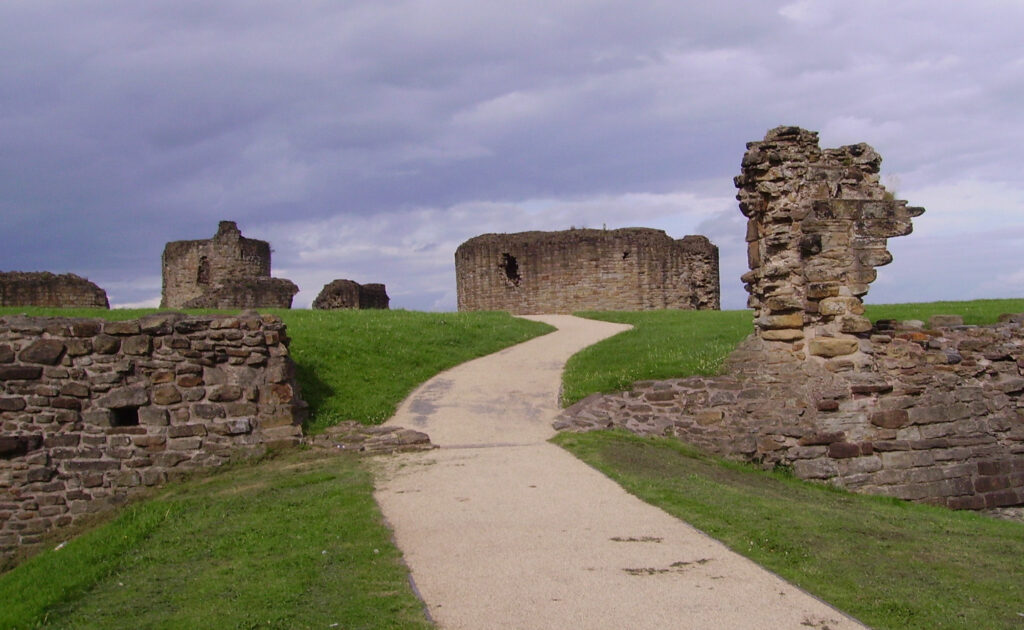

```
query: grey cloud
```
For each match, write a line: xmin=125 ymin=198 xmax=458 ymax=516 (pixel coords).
xmin=1 ymin=1 xmax=1021 ymax=309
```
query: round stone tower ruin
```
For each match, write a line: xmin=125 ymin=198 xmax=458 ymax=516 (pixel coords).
xmin=455 ymin=227 xmax=719 ymax=314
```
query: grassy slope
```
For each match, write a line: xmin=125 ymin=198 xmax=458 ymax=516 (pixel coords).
xmin=563 ymin=298 xmax=1024 ymax=406
xmin=561 ymin=309 xmax=751 ymax=407
xmin=0 ymin=450 xmax=433 ymax=630
xmin=554 ymin=431 xmax=1024 ymax=630
xmin=273 ymin=309 xmax=553 ymax=432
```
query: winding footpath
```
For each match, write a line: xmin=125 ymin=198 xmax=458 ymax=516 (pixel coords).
xmin=373 ymin=315 xmax=865 ymax=629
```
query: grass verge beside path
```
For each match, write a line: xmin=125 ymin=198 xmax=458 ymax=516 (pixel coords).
xmin=274 ymin=309 xmax=553 ymax=432
xmin=0 ymin=450 xmax=433 ymax=630
xmin=561 ymin=310 xmax=751 ymax=407
xmin=554 ymin=431 xmax=1024 ymax=630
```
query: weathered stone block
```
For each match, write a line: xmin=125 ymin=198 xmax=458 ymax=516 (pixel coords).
xmin=96 ymin=385 xmax=149 ymax=409
xmin=870 ymin=409 xmax=909 ymax=429
xmin=0 ymin=365 xmax=44 ymax=380
xmin=808 ymin=337 xmax=858 ymax=358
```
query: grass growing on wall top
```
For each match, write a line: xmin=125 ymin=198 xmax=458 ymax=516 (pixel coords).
xmin=554 ymin=431 xmax=1024 ymax=630
xmin=0 ymin=450 xmax=433 ymax=629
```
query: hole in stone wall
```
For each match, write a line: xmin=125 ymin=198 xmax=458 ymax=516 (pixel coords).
xmin=622 ymin=251 xmax=630 ymax=259
xmin=197 ymin=256 xmax=211 ymax=285
xmin=500 ymin=253 xmax=521 ymax=285
xmin=112 ymin=406 xmax=140 ymax=427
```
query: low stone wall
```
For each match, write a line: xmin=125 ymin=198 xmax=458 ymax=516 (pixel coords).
xmin=557 ymin=316 xmax=1024 ymax=509
xmin=0 ymin=312 xmax=308 ymax=564
xmin=0 ymin=271 xmax=109 ymax=309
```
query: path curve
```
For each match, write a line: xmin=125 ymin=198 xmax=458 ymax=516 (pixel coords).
xmin=373 ymin=315 xmax=865 ymax=629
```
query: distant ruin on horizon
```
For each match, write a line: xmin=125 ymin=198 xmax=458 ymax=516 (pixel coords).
xmin=455 ymin=227 xmax=720 ymax=314
xmin=160 ymin=221 xmax=298 ymax=310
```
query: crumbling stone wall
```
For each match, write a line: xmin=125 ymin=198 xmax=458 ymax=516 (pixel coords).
xmin=161 ymin=221 xmax=298 ymax=309
xmin=455 ymin=228 xmax=719 ymax=314
xmin=556 ymin=127 xmax=1024 ymax=510
xmin=313 ymin=280 xmax=390 ymax=310
xmin=736 ymin=126 xmax=924 ymax=359
xmin=0 ymin=312 xmax=307 ymax=564
xmin=0 ymin=272 xmax=109 ymax=309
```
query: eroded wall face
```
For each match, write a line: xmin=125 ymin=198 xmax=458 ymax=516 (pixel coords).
xmin=0 ymin=272 xmax=109 ymax=309
xmin=455 ymin=228 xmax=719 ymax=314
xmin=0 ymin=312 xmax=306 ymax=564
xmin=735 ymin=126 xmax=924 ymax=362
xmin=161 ymin=221 xmax=297 ymax=309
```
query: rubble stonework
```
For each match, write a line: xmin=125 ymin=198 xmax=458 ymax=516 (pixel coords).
xmin=557 ymin=127 xmax=1024 ymax=509
xmin=313 ymin=280 xmax=390 ymax=310
xmin=0 ymin=272 xmax=109 ymax=309
xmin=0 ymin=312 xmax=307 ymax=564
xmin=455 ymin=228 xmax=719 ymax=314
xmin=161 ymin=221 xmax=298 ymax=309
xmin=735 ymin=126 xmax=925 ymax=360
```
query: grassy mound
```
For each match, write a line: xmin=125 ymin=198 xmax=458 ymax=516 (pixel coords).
xmin=0 ymin=450 xmax=433 ymax=629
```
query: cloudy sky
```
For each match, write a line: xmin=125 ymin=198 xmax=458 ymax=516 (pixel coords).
xmin=2 ymin=1 xmax=1022 ymax=310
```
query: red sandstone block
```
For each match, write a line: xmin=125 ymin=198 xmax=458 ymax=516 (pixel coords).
xmin=984 ymin=489 xmax=1020 ymax=508
xmin=970 ymin=475 xmax=1011 ymax=495
xmin=946 ymin=495 xmax=986 ymax=510
xmin=828 ymin=442 xmax=861 ymax=459
xmin=977 ymin=460 xmax=1014 ymax=476
xmin=798 ymin=431 xmax=845 ymax=446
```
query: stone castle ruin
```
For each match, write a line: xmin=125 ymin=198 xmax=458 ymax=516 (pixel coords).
xmin=455 ymin=228 xmax=720 ymax=314
xmin=161 ymin=221 xmax=298 ymax=310
xmin=559 ymin=126 xmax=1024 ymax=510
xmin=1 ymin=272 xmax=109 ymax=309
xmin=313 ymin=280 xmax=390 ymax=310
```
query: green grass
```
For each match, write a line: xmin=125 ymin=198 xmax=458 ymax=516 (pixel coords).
xmin=554 ymin=430 xmax=1024 ymax=630
xmin=563 ymin=298 xmax=1024 ymax=406
xmin=0 ymin=449 xmax=433 ymax=629
xmin=863 ymin=298 xmax=1024 ymax=326
xmin=561 ymin=309 xmax=751 ymax=406
xmin=270 ymin=309 xmax=553 ymax=432
xmin=0 ymin=307 xmax=553 ymax=432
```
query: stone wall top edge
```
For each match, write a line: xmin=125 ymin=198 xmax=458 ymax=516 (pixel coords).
xmin=0 ymin=271 xmax=96 ymax=282
xmin=162 ymin=234 xmax=271 ymax=254
xmin=0 ymin=310 xmax=285 ymax=328
xmin=457 ymin=227 xmax=676 ymax=249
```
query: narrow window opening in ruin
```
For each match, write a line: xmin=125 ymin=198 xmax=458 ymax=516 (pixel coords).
xmin=622 ymin=251 xmax=630 ymax=259
xmin=112 ymin=406 xmax=140 ymax=427
xmin=500 ymin=253 xmax=521 ymax=285
xmin=197 ymin=256 xmax=211 ymax=285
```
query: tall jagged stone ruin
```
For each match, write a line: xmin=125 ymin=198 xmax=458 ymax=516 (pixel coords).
xmin=0 ymin=272 xmax=109 ymax=309
xmin=161 ymin=221 xmax=298 ymax=309
xmin=455 ymin=228 xmax=719 ymax=314
xmin=736 ymin=126 xmax=924 ymax=360
xmin=559 ymin=126 xmax=1024 ymax=510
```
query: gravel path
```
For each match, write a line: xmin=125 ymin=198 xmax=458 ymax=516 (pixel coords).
xmin=373 ymin=315 xmax=866 ymax=629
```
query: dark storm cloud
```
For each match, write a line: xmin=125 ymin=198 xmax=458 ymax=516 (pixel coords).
xmin=1 ymin=1 xmax=1022 ymax=309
